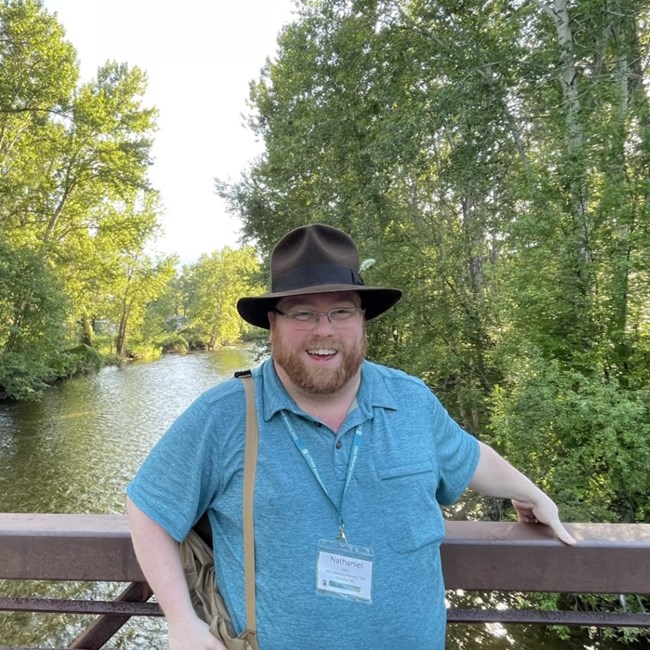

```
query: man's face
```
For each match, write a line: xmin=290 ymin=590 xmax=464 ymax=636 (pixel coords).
xmin=268 ymin=292 xmax=367 ymax=396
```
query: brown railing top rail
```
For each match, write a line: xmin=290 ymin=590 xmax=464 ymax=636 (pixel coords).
xmin=442 ymin=520 xmax=650 ymax=593
xmin=1 ymin=514 xmax=649 ymax=594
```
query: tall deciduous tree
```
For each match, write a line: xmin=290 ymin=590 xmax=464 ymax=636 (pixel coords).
xmin=85 ymin=190 xmax=175 ymax=358
xmin=183 ymin=246 xmax=263 ymax=349
xmin=0 ymin=0 xmax=164 ymax=395
xmin=219 ymin=0 xmax=650 ymax=523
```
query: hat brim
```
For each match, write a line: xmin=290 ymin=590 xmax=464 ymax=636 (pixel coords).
xmin=237 ymin=285 xmax=402 ymax=329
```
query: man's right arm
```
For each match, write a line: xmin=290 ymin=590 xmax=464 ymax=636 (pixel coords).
xmin=126 ymin=496 xmax=225 ymax=650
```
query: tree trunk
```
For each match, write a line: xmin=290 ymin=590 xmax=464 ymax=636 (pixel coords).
xmin=115 ymin=304 xmax=130 ymax=358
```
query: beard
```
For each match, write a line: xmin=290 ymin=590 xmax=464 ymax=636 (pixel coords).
xmin=272 ymin=331 xmax=367 ymax=395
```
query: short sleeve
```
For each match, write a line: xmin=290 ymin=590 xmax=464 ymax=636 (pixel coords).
xmin=126 ymin=395 xmax=222 ymax=542
xmin=429 ymin=393 xmax=480 ymax=505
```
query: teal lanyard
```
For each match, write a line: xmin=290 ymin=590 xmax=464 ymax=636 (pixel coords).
xmin=281 ymin=411 xmax=362 ymax=544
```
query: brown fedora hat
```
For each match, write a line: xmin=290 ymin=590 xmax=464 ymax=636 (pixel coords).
xmin=237 ymin=224 xmax=402 ymax=329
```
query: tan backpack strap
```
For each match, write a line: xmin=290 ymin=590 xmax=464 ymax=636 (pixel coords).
xmin=241 ymin=373 xmax=258 ymax=641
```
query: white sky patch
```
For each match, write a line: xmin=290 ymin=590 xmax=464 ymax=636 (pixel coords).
xmin=43 ymin=0 xmax=297 ymax=262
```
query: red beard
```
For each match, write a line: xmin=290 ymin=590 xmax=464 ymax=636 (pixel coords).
xmin=272 ymin=334 xmax=367 ymax=395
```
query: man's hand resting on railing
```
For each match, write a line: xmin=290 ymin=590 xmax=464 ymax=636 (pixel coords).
xmin=469 ymin=442 xmax=577 ymax=546
xmin=168 ymin=616 xmax=226 ymax=650
xmin=511 ymin=497 xmax=576 ymax=546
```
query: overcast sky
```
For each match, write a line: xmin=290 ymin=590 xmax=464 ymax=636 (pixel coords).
xmin=42 ymin=0 xmax=297 ymax=262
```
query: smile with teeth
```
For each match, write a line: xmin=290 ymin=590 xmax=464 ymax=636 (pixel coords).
xmin=307 ymin=348 xmax=338 ymax=358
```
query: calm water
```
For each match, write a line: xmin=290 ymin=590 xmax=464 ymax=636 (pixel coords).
xmin=0 ymin=350 xmax=632 ymax=648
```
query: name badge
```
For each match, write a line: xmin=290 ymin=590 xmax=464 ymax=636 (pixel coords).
xmin=316 ymin=540 xmax=374 ymax=603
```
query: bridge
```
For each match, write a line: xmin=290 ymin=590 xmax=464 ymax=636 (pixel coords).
xmin=1 ymin=514 xmax=649 ymax=648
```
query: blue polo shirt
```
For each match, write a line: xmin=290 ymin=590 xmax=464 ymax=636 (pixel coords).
xmin=127 ymin=359 xmax=479 ymax=649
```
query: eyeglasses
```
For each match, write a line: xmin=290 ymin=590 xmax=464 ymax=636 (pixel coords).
xmin=273 ymin=307 xmax=365 ymax=329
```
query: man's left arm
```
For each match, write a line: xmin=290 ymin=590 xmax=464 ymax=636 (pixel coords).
xmin=469 ymin=441 xmax=576 ymax=546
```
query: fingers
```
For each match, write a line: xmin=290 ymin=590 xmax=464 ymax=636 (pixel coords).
xmin=168 ymin=617 xmax=226 ymax=650
xmin=521 ymin=516 xmax=577 ymax=546
xmin=514 ymin=498 xmax=577 ymax=546
xmin=549 ymin=518 xmax=577 ymax=546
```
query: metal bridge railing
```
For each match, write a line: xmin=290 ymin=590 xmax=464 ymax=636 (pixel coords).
xmin=1 ymin=514 xmax=648 ymax=649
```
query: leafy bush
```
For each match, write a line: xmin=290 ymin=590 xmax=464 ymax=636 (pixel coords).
xmin=181 ymin=328 xmax=211 ymax=350
xmin=0 ymin=346 xmax=104 ymax=401
xmin=48 ymin=345 xmax=105 ymax=379
xmin=123 ymin=343 xmax=162 ymax=362
xmin=0 ymin=352 xmax=50 ymax=400
xmin=158 ymin=334 xmax=189 ymax=354
xmin=485 ymin=353 xmax=650 ymax=643
xmin=489 ymin=354 xmax=650 ymax=523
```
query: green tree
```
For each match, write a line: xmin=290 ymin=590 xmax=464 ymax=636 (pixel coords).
xmin=183 ymin=247 xmax=263 ymax=349
xmin=88 ymin=191 xmax=176 ymax=359
xmin=0 ymin=0 xmax=166 ymax=393
xmin=0 ymin=240 xmax=68 ymax=398
xmin=219 ymin=0 xmax=650 ymax=524
xmin=111 ymin=253 xmax=177 ymax=359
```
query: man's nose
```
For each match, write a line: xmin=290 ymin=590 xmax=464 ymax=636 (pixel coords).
xmin=312 ymin=311 xmax=335 ymax=334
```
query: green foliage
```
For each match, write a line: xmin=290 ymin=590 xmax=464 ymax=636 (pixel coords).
xmin=158 ymin=333 xmax=189 ymax=354
xmin=122 ymin=342 xmax=162 ymax=362
xmin=489 ymin=353 xmax=650 ymax=523
xmin=0 ymin=241 xmax=68 ymax=352
xmin=182 ymin=247 xmax=263 ymax=349
xmin=48 ymin=345 xmax=105 ymax=379
xmin=0 ymin=352 xmax=49 ymax=400
xmin=0 ymin=344 xmax=103 ymax=401
xmin=0 ymin=239 xmax=70 ymax=399
xmin=0 ymin=0 xmax=172 ymax=395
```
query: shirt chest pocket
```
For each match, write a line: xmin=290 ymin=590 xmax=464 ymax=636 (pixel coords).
xmin=376 ymin=460 xmax=445 ymax=553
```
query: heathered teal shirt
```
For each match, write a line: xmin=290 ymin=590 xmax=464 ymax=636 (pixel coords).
xmin=127 ymin=359 xmax=480 ymax=649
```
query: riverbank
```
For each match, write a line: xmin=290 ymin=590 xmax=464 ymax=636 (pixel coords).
xmin=0 ymin=336 xmax=264 ymax=402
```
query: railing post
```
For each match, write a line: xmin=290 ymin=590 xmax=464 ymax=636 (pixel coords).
xmin=70 ymin=582 xmax=154 ymax=649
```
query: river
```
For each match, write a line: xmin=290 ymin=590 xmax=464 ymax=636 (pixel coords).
xmin=0 ymin=350 xmax=632 ymax=648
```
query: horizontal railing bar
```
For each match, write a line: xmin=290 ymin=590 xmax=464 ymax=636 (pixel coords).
xmin=0 ymin=596 xmax=163 ymax=616
xmin=2 ymin=514 xmax=650 ymax=592
xmin=2 ymin=600 xmax=648 ymax=628
xmin=447 ymin=608 xmax=650 ymax=627
xmin=0 ymin=514 xmax=144 ymax=582
xmin=442 ymin=521 xmax=650 ymax=593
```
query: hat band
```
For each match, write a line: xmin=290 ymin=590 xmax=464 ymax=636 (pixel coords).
xmin=273 ymin=264 xmax=365 ymax=292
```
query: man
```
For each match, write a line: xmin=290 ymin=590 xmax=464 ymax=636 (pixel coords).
xmin=127 ymin=223 xmax=575 ymax=650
